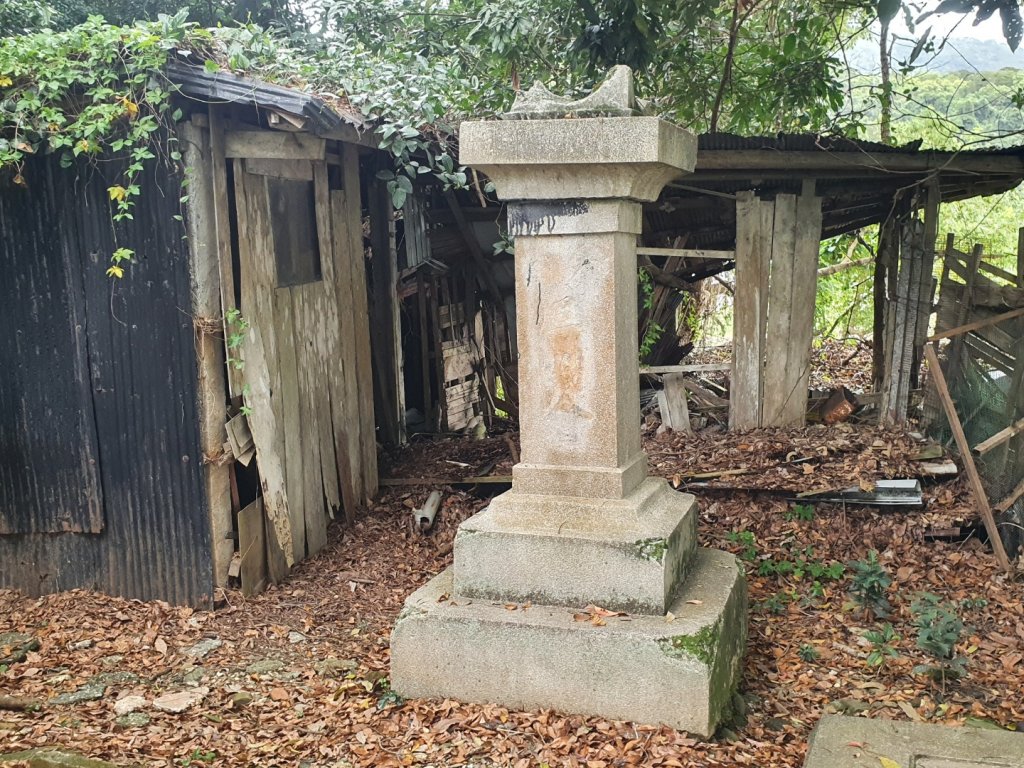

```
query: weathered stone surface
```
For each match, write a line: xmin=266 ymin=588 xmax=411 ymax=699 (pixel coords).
xmin=287 ymin=631 xmax=307 ymax=644
xmin=114 ymin=712 xmax=150 ymax=729
xmin=393 ymin=549 xmax=746 ymax=737
xmin=181 ymin=666 xmax=206 ymax=684
xmin=112 ymin=695 xmax=146 ymax=716
xmin=229 ymin=692 xmax=253 ymax=709
xmin=245 ymin=659 xmax=285 ymax=676
xmin=0 ymin=749 xmax=117 ymax=767
xmin=506 ymin=65 xmax=636 ymax=119
xmin=50 ymin=683 xmax=105 ymax=706
xmin=152 ymin=687 xmax=208 ymax=714
xmin=0 ymin=633 xmax=40 ymax=664
xmin=459 ymin=118 xmax=695 ymax=201
xmin=183 ymin=638 xmax=222 ymax=660
xmin=89 ymin=672 xmax=139 ymax=687
xmin=313 ymin=658 xmax=357 ymax=678
xmin=454 ymin=478 xmax=697 ymax=614
xmin=804 ymin=715 xmax=1024 ymax=768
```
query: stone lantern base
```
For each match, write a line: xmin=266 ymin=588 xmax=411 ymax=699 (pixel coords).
xmin=391 ymin=547 xmax=746 ymax=737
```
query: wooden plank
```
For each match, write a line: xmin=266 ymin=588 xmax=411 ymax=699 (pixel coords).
xmin=238 ymin=497 xmax=268 ymax=597
xmin=973 ymin=416 xmax=1024 ymax=456
xmin=995 ymin=476 xmax=1024 ymax=513
xmin=636 ymin=247 xmax=734 ymax=260
xmin=762 ymin=194 xmax=798 ymax=426
xmin=180 ymin=120 xmax=233 ymax=588
xmin=923 ymin=343 xmax=1012 ymax=573
xmin=1018 ymin=226 xmax=1024 ymax=288
xmin=225 ymin=412 xmax=255 ymax=458
xmin=642 ymin=363 xmax=731 ymax=374
xmin=207 ymin=108 xmax=242 ymax=397
xmin=429 ymin=275 xmax=448 ymax=430
xmin=224 ymin=130 xmax=325 ymax=160
xmin=658 ymin=373 xmax=692 ymax=434
xmin=274 ymin=285 xmax=305 ymax=562
xmin=328 ymin=188 xmax=362 ymax=519
xmin=294 ymin=283 xmax=328 ymax=557
xmin=978 ymin=260 xmax=1019 ymax=286
xmin=311 ymin=162 xmax=341 ymax=519
xmin=730 ymin=191 xmax=767 ymax=430
xmin=235 ymin=163 xmax=294 ymax=568
xmin=244 ymin=157 xmax=314 ymax=180
xmin=927 ymin=306 xmax=1024 ymax=342
xmin=783 ymin=185 xmax=822 ymax=426
xmin=695 ymin=149 xmax=1024 ymax=175
xmin=342 ymin=145 xmax=379 ymax=497
xmin=369 ymin=170 xmax=403 ymax=445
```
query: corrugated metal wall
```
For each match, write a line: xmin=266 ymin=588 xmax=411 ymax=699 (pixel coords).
xmin=0 ymin=152 xmax=212 ymax=606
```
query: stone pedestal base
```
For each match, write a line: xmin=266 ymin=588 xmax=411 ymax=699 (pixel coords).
xmin=391 ymin=548 xmax=747 ymax=737
xmin=454 ymin=478 xmax=696 ymax=615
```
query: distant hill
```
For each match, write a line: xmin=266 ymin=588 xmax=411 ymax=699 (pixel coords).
xmin=849 ymin=36 xmax=1024 ymax=74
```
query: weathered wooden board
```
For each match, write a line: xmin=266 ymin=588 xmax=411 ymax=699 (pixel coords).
xmin=658 ymin=373 xmax=692 ymax=434
xmin=762 ymin=194 xmax=798 ymax=426
xmin=225 ymin=131 xmax=325 ymax=160
xmin=785 ymin=188 xmax=823 ymax=427
xmin=730 ymin=191 xmax=769 ymax=430
xmin=238 ymin=497 xmax=268 ymax=597
xmin=343 ymin=145 xmax=379 ymax=497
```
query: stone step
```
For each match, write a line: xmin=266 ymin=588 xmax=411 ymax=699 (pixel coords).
xmin=392 ymin=547 xmax=747 ymax=738
xmin=804 ymin=715 xmax=1024 ymax=768
xmin=453 ymin=477 xmax=697 ymax=615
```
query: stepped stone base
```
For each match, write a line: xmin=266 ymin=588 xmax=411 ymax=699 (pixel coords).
xmin=453 ymin=477 xmax=697 ymax=615
xmin=391 ymin=548 xmax=747 ymax=737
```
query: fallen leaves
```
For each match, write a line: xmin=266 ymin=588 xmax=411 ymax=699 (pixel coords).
xmin=572 ymin=605 xmax=626 ymax=627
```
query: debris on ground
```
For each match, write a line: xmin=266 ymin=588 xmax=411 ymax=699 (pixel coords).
xmin=1 ymin=425 xmax=1022 ymax=768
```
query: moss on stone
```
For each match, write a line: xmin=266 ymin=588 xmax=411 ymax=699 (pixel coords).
xmin=633 ymin=537 xmax=668 ymax=563
xmin=657 ymin=620 xmax=720 ymax=666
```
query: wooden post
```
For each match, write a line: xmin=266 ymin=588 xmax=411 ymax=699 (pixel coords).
xmin=369 ymin=171 xmax=405 ymax=444
xmin=924 ymin=343 xmax=1012 ymax=572
xmin=658 ymin=373 xmax=692 ymax=434
xmin=1016 ymin=226 xmax=1024 ymax=288
xmin=730 ymin=191 xmax=769 ymax=430
xmin=180 ymin=119 xmax=233 ymax=590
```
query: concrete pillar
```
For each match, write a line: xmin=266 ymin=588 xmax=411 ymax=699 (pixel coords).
xmin=391 ymin=67 xmax=747 ymax=738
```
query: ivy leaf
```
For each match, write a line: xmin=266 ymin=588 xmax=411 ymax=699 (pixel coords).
xmin=108 ymin=185 xmax=128 ymax=202
xmin=0 ymin=76 xmax=12 ymax=88
xmin=203 ymin=59 xmax=219 ymax=73
xmin=106 ymin=265 xmax=124 ymax=279
xmin=121 ymin=96 xmax=139 ymax=118
xmin=879 ymin=758 xmax=903 ymax=768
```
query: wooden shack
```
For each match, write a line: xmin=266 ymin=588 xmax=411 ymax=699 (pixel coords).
xmin=0 ymin=64 xmax=395 ymax=604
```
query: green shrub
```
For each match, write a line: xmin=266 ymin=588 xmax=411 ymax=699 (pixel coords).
xmin=848 ymin=550 xmax=892 ymax=618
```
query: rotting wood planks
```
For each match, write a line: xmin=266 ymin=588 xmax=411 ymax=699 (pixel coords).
xmin=730 ymin=191 xmax=769 ymax=430
xmin=924 ymin=343 xmax=1012 ymax=573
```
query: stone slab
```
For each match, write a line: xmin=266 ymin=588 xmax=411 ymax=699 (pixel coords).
xmin=391 ymin=548 xmax=747 ymax=738
xmin=459 ymin=117 xmax=695 ymax=201
xmin=453 ymin=477 xmax=697 ymax=614
xmin=805 ymin=715 xmax=1024 ymax=768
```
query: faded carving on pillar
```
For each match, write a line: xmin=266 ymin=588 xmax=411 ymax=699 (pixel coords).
xmin=504 ymin=65 xmax=637 ymax=119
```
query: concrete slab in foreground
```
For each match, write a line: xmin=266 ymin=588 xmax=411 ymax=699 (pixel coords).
xmin=391 ymin=548 xmax=746 ymax=737
xmin=805 ymin=715 xmax=1024 ymax=768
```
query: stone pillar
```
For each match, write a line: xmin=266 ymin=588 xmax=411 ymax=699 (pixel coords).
xmin=391 ymin=67 xmax=747 ymax=737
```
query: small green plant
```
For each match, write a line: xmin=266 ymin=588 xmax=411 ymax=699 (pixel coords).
xmin=958 ymin=597 xmax=988 ymax=611
xmin=848 ymin=550 xmax=892 ymax=618
xmin=911 ymin=593 xmax=967 ymax=685
xmin=177 ymin=749 xmax=217 ymax=766
xmin=638 ymin=268 xmax=664 ymax=361
xmin=726 ymin=530 xmax=757 ymax=561
xmin=863 ymin=623 xmax=900 ymax=669
xmin=760 ymin=592 xmax=790 ymax=615
xmin=785 ymin=503 xmax=815 ymax=522
xmin=225 ymin=308 xmax=250 ymax=372
xmin=798 ymin=643 xmax=819 ymax=662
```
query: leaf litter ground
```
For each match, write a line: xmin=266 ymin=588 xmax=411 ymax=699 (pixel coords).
xmin=2 ymin=427 xmax=1023 ymax=767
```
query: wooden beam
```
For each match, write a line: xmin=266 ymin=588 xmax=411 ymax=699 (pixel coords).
xmin=695 ymin=149 xmax=1024 ymax=175
xmin=927 ymin=306 xmax=1024 ymax=342
xmin=641 ymin=364 xmax=731 ymax=374
xmin=730 ymin=191 xmax=770 ymax=430
xmin=995 ymin=476 xmax=1024 ymax=513
xmin=657 ymin=373 xmax=692 ymax=434
xmin=923 ymin=343 xmax=1012 ymax=573
xmin=224 ymin=130 xmax=325 ymax=160
xmin=973 ymin=416 xmax=1024 ymax=456
xmin=636 ymin=247 xmax=734 ymax=260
